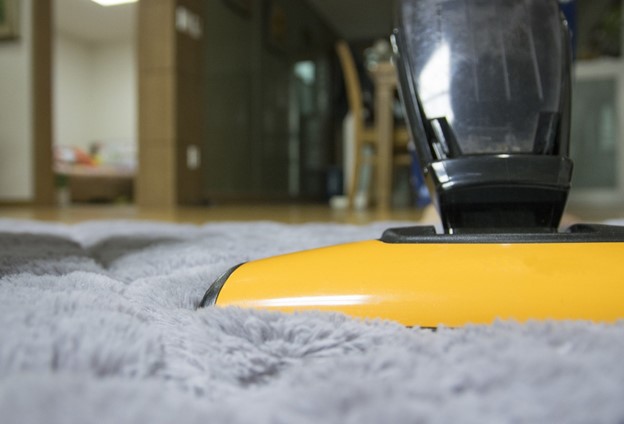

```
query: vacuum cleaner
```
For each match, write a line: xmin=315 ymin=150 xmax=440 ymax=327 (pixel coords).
xmin=199 ymin=0 xmax=624 ymax=327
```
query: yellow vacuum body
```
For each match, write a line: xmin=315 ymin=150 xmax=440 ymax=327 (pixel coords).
xmin=201 ymin=225 xmax=624 ymax=327
xmin=199 ymin=0 xmax=624 ymax=327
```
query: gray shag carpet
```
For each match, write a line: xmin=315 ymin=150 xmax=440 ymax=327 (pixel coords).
xmin=1 ymin=218 xmax=624 ymax=424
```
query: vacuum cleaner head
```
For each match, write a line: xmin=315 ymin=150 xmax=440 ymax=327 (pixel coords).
xmin=393 ymin=0 xmax=573 ymax=233
xmin=200 ymin=224 xmax=624 ymax=327
xmin=198 ymin=0 xmax=624 ymax=327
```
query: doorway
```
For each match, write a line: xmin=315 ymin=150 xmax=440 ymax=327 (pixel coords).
xmin=52 ymin=0 xmax=138 ymax=205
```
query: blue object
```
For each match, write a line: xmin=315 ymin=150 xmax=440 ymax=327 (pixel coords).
xmin=559 ymin=0 xmax=577 ymax=59
xmin=408 ymin=144 xmax=431 ymax=208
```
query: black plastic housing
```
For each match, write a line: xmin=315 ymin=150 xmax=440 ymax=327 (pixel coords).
xmin=426 ymin=155 xmax=573 ymax=232
xmin=381 ymin=224 xmax=624 ymax=244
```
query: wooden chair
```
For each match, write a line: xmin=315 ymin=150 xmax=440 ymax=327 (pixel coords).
xmin=335 ymin=41 xmax=411 ymax=209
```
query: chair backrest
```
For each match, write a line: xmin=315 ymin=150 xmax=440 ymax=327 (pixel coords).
xmin=335 ymin=41 xmax=366 ymax=130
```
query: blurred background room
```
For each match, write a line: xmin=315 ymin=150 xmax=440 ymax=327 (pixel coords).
xmin=0 ymin=0 xmax=622 ymax=224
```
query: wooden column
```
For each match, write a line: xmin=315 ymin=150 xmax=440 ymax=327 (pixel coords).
xmin=137 ymin=0 xmax=203 ymax=208
xmin=32 ymin=0 xmax=55 ymax=206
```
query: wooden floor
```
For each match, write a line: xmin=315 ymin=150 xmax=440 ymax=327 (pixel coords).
xmin=0 ymin=202 xmax=440 ymax=225
xmin=0 ymin=202 xmax=620 ymax=226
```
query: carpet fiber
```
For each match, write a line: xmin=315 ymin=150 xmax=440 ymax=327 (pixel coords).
xmin=1 ymin=219 xmax=624 ymax=424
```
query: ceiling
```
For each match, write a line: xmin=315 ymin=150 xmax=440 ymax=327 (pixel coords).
xmin=53 ymin=0 xmax=392 ymax=44
xmin=54 ymin=0 xmax=137 ymax=44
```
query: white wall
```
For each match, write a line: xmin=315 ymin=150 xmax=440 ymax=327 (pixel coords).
xmin=54 ymin=33 xmax=136 ymax=153
xmin=0 ymin=0 xmax=33 ymax=201
xmin=54 ymin=34 xmax=92 ymax=151
xmin=90 ymin=41 xmax=136 ymax=146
